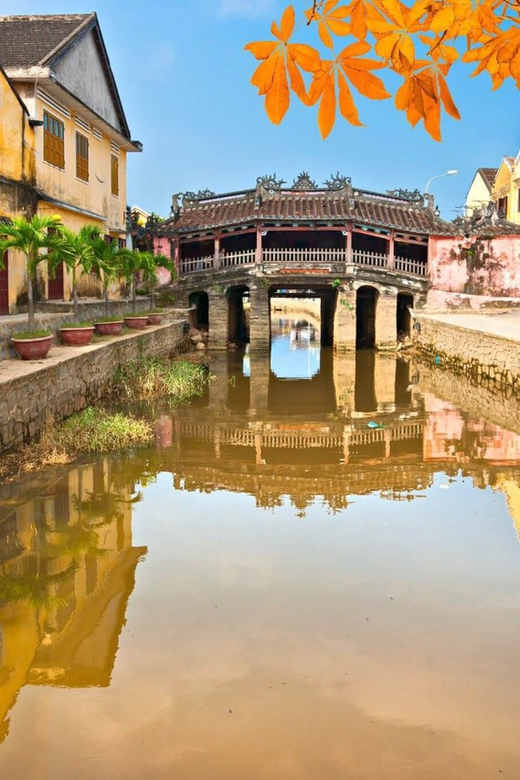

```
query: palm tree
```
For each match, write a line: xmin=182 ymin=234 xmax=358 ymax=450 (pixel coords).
xmin=141 ymin=253 xmax=174 ymax=310
xmin=0 ymin=214 xmax=66 ymax=330
xmin=88 ymin=237 xmax=135 ymax=316
xmin=49 ymin=225 xmax=102 ymax=322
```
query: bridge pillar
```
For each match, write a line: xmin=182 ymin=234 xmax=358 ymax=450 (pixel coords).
xmin=249 ymin=282 xmax=270 ymax=351
xmin=376 ymin=286 xmax=398 ymax=347
xmin=208 ymin=290 xmax=228 ymax=349
xmin=374 ymin=354 xmax=397 ymax=410
xmin=333 ymin=286 xmax=356 ymax=351
xmin=249 ymin=351 xmax=270 ymax=415
xmin=333 ymin=351 xmax=356 ymax=414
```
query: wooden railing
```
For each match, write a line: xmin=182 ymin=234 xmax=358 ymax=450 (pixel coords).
xmin=352 ymin=250 xmax=388 ymax=268
xmin=220 ymin=249 xmax=256 ymax=268
xmin=179 ymin=255 xmax=214 ymax=274
xmin=179 ymin=248 xmax=428 ymax=278
xmin=179 ymin=421 xmax=425 ymax=450
xmin=262 ymin=247 xmax=345 ymax=264
xmin=394 ymin=256 xmax=428 ymax=277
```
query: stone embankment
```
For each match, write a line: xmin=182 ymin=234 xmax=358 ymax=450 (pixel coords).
xmin=0 ymin=298 xmax=152 ymax=360
xmin=412 ymin=310 xmax=520 ymax=394
xmin=0 ymin=319 xmax=186 ymax=454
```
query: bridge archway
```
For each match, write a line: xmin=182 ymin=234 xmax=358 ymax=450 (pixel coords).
xmin=228 ymin=285 xmax=250 ymax=344
xmin=189 ymin=291 xmax=209 ymax=329
xmin=397 ymin=292 xmax=414 ymax=339
xmin=269 ymin=285 xmax=335 ymax=346
xmin=356 ymin=285 xmax=378 ymax=349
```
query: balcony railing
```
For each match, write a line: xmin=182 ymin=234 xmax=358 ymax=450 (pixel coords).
xmin=262 ymin=247 xmax=345 ymax=264
xmin=394 ymin=255 xmax=428 ymax=277
xmin=179 ymin=248 xmax=428 ymax=277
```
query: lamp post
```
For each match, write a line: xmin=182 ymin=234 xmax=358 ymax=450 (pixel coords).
xmin=425 ymin=169 xmax=458 ymax=193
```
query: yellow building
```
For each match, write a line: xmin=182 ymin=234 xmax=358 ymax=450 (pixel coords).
xmin=0 ymin=13 xmax=141 ymax=308
xmin=0 ymin=63 xmax=36 ymax=314
xmin=490 ymin=156 xmax=516 ymax=221
xmin=465 ymin=167 xmax=497 ymax=217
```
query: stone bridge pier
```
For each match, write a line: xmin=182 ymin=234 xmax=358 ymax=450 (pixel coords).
xmin=179 ymin=270 xmax=426 ymax=352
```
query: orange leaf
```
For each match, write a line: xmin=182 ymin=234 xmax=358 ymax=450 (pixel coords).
xmin=338 ymin=70 xmax=364 ymax=125
xmin=265 ymin=55 xmax=290 ymax=124
xmin=280 ymin=5 xmax=296 ymax=41
xmin=290 ymin=43 xmax=322 ymax=72
xmin=244 ymin=41 xmax=278 ymax=60
xmin=250 ymin=53 xmax=279 ymax=95
xmin=344 ymin=65 xmax=390 ymax=99
xmin=423 ymin=93 xmax=441 ymax=141
xmin=287 ymin=54 xmax=310 ymax=104
xmin=318 ymin=72 xmax=337 ymax=138
xmin=318 ymin=20 xmax=334 ymax=48
xmin=437 ymin=72 xmax=460 ymax=119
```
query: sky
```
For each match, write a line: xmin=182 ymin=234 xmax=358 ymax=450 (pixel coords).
xmin=2 ymin=0 xmax=519 ymax=219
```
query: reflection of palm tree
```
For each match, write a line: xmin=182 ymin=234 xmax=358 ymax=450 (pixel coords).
xmin=71 ymin=490 xmax=126 ymax=524
xmin=0 ymin=561 xmax=77 ymax=612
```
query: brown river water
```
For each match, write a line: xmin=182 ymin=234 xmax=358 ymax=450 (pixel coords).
xmin=1 ymin=315 xmax=520 ymax=779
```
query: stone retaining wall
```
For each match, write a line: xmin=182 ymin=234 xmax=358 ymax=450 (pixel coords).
xmin=413 ymin=313 xmax=520 ymax=392
xmin=0 ymin=299 xmax=152 ymax=360
xmin=0 ymin=321 xmax=185 ymax=453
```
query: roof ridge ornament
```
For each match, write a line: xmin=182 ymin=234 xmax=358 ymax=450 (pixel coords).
xmin=292 ymin=171 xmax=318 ymax=190
xmin=181 ymin=189 xmax=216 ymax=206
xmin=256 ymin=173 xmax=286 ymax=193
xmin=324 ymin=172 xmax=351 ymax=191
xmin=386 ymin=187 xmax=425 ymax=205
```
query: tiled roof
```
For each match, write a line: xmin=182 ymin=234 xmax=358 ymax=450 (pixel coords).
xmin=479 ymin=168 xmax=498 ymax=190
xmin=166 ymin=186 xmax=454 ymax=236
xmin=0 ymin=14 xmax=93 ymax=67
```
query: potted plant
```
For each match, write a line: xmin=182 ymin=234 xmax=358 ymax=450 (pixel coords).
xmin=10 ymin=329 xmax=54 ymax=360
xmin=93 ymin=315 xmax=125 ymax=336
xmin=59 ymin=321 xmax=95 ymax=346
xmin=0 ymin=214 xmax=66 ymax=360
xmin=123 ymin=313 xmax=149 ymax=330
xmin=147 ymin=308 xmax=164 ymax=326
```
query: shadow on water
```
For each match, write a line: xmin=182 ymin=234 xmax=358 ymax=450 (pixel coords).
xmin=2 ymin=325 xmax=520 ymax=778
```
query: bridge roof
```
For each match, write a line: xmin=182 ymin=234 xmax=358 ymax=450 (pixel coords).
xmin=164 ymin=180 xmax=455 ymax=237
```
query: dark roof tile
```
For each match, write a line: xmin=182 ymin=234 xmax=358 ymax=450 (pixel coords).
xmin=0 ymin=14 xmax=92 ymax=67
xmin=166 ymin=187 xmax=453 ymax=236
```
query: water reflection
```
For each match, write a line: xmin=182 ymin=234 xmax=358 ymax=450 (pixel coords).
xmin=0 ymin=460 xmax=146 ymax=742
xmin=1 ymin=343 xmax=520 ymax=778
xmin=271 ymin=315 xmax=321 ymax=380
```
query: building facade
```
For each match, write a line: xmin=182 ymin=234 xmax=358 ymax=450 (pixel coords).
xmin=0 ymin=13 xmax=141 ymax=311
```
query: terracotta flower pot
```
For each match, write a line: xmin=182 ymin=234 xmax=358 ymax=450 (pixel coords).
xmin=95 ymin=320 xmax=124 ymax=336
xmin=124 ymin=316 xmax=149 ymax=330
xmin=12 ymin=335 xmax=53 ymax=360
xmin=147 ymin=313 xmax=163 ymax=326
xmin=60 ymin=327 xmax=95 ymax=346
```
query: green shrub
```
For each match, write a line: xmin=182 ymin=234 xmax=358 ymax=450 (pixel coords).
xmin=54 ymin=408 xmax=153 ymax=452
xmin=12 ymin=329 xmax=52 ymax=340
xmin=110 ymin=357 xmax=210 ymax=403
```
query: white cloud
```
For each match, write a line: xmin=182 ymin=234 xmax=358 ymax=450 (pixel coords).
xmin=217 ymin=0 xmax=278 ymax=19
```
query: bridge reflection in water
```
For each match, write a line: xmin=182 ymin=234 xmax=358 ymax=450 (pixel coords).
xmin=2 ymin=347 xmax=520 ymax=776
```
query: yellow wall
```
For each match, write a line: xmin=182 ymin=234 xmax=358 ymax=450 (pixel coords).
xmin=32 ymin=96 xmax=127 ymax=234
xmin=491 ymin=159 xmax=518 ymax=223
xmin=0 ymin=69 xmax=36 ymax=312
xmin=0 ymin=69 xmax=34 ymax=191
xmin=465 ymin=173 xmax=492 ymax=216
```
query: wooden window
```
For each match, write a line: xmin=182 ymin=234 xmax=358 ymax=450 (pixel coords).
xmin=118 ymin=238 xmax=126 ymax=249
xmin=517 ymin=189 xmax=520 ymax=212
xmin=43 ymin=110 xmax=65 ymax=168
xmin=111 ymin=154 xmax=119 ymax=196
xmin=76 ymin=132 xmax=89 ymax=181
xmin=498 ymin=196 xmax=508 ymax=217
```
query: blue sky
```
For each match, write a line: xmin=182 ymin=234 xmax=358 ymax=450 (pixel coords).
xmin=3 ymin=0 xmax=519 ymax=218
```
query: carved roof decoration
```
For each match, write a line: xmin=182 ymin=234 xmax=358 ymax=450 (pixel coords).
xmin=292 ymin=171 xmax=318 ymax=190
xmin=451 ymin=201 xmax=520 ymax=236
xmin=159 ymin=174 xmax=516 ymax=238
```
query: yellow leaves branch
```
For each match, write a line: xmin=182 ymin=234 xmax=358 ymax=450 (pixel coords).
xmin=245 ymin=0 xmax=520 ymax=141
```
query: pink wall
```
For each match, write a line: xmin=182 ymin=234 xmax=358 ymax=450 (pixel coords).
xmin=153 ymin=236 xmax=173 ymax=285
xmin=428 ymin=234 xmax=520 ymax=309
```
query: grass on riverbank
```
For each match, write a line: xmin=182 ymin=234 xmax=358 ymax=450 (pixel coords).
xmin=0 ymin=409 xmax=153 ymax=480
xmin=109 ymin=357 xmax=210 ymax=403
